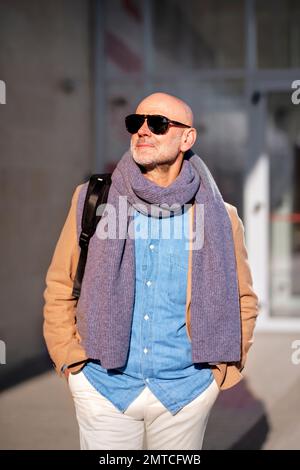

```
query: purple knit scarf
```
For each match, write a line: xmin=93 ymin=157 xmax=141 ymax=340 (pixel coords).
xmin=75 ymin=149 xmax=241 ymax=368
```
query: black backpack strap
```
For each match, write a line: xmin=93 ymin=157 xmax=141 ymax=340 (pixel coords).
xmin=72 ymin=173 xmax=112 ymax=299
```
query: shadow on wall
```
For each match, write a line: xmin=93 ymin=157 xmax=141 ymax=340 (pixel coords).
xmin=203 ymin=378 xmax=269 ymax=450
xmin=0 ymin=350 xmax=52 ymax=392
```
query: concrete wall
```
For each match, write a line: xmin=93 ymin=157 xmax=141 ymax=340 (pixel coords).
xmin=0 ymin=0 xmax=93 ymax=380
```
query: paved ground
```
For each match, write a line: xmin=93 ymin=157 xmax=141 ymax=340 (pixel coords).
xmin=0 ymin=332 xmax=299 ymax=450
xmin=204 ymin=331 xmax=300 ymax=449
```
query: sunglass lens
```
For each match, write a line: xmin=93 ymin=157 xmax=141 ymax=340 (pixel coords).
xmin=148 ymin=115 xmax=169 ymax=134
xmin=125 ymin=114 xmax=145 ymax=134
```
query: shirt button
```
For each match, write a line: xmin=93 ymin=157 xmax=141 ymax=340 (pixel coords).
xmin=143 ymin=348 xmax=148 ymax=354
xmin=146 ymin=280 xmax=152 ymax=287
xmin=149 ymin=244 xmax=154 ymax=250
xmin=144 ymin=314 xmax=149 ymax=321
xmin=145 ymin=378 xmax=150 ymax=383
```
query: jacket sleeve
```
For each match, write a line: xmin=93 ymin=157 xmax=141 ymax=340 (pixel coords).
xmin=43 ymin=184 xmax=88 ymax=376
xmin=230 ymin=205 xmax=259 ymax=370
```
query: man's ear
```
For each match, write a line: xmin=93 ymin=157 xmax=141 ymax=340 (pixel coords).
xmin=180 ymin=128 xmax=197 ymax=152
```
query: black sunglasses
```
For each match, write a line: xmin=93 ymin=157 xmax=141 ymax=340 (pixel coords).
xmin=125 ymin=113 xmax=191 ymax=135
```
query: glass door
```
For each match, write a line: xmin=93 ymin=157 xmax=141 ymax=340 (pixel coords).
xmin=246 ymin=88 xmax=300 ymax=329
xmin=266 ymin=92 xmax=300 ymax=318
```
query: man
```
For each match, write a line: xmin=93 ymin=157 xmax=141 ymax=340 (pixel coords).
xmin=43 ymin=92 xmax=259 ymax=450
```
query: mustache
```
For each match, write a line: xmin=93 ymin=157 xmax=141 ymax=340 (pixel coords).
xmin=136 ymin=140 xmax=155 ymax=145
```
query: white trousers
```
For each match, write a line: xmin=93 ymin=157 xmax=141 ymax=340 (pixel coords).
xmin=68 ymin=371 xmax=219 ymax=450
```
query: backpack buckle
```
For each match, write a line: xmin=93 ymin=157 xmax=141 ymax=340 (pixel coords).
xmin=79 ymin=232 xmax=89 ymax=249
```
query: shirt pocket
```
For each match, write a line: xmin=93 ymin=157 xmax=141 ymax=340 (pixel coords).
xmin=167 ymin=254 xmax=188 ymax=305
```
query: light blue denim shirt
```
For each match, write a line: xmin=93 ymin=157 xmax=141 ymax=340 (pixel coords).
xmin=83 ymin=207 xmax=213 ymax=415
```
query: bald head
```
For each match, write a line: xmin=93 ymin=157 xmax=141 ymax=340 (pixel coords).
xmin=136 ymin=92 xmax=194 ymax=126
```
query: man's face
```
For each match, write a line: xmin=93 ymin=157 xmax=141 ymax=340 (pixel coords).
xmin=130 ymin=109 xmax=187 ymax=169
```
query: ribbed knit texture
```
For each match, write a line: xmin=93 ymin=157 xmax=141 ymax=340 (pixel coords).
xmin=75 ymin=149 xmax=241 ymax=368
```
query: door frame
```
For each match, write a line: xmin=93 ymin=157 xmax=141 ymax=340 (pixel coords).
xmin=245 ymin=76 xmax=300 ymax=331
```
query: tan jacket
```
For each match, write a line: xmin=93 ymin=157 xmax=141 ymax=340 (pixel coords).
xmin=43 ymin=184 xmax=259 ymax=390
